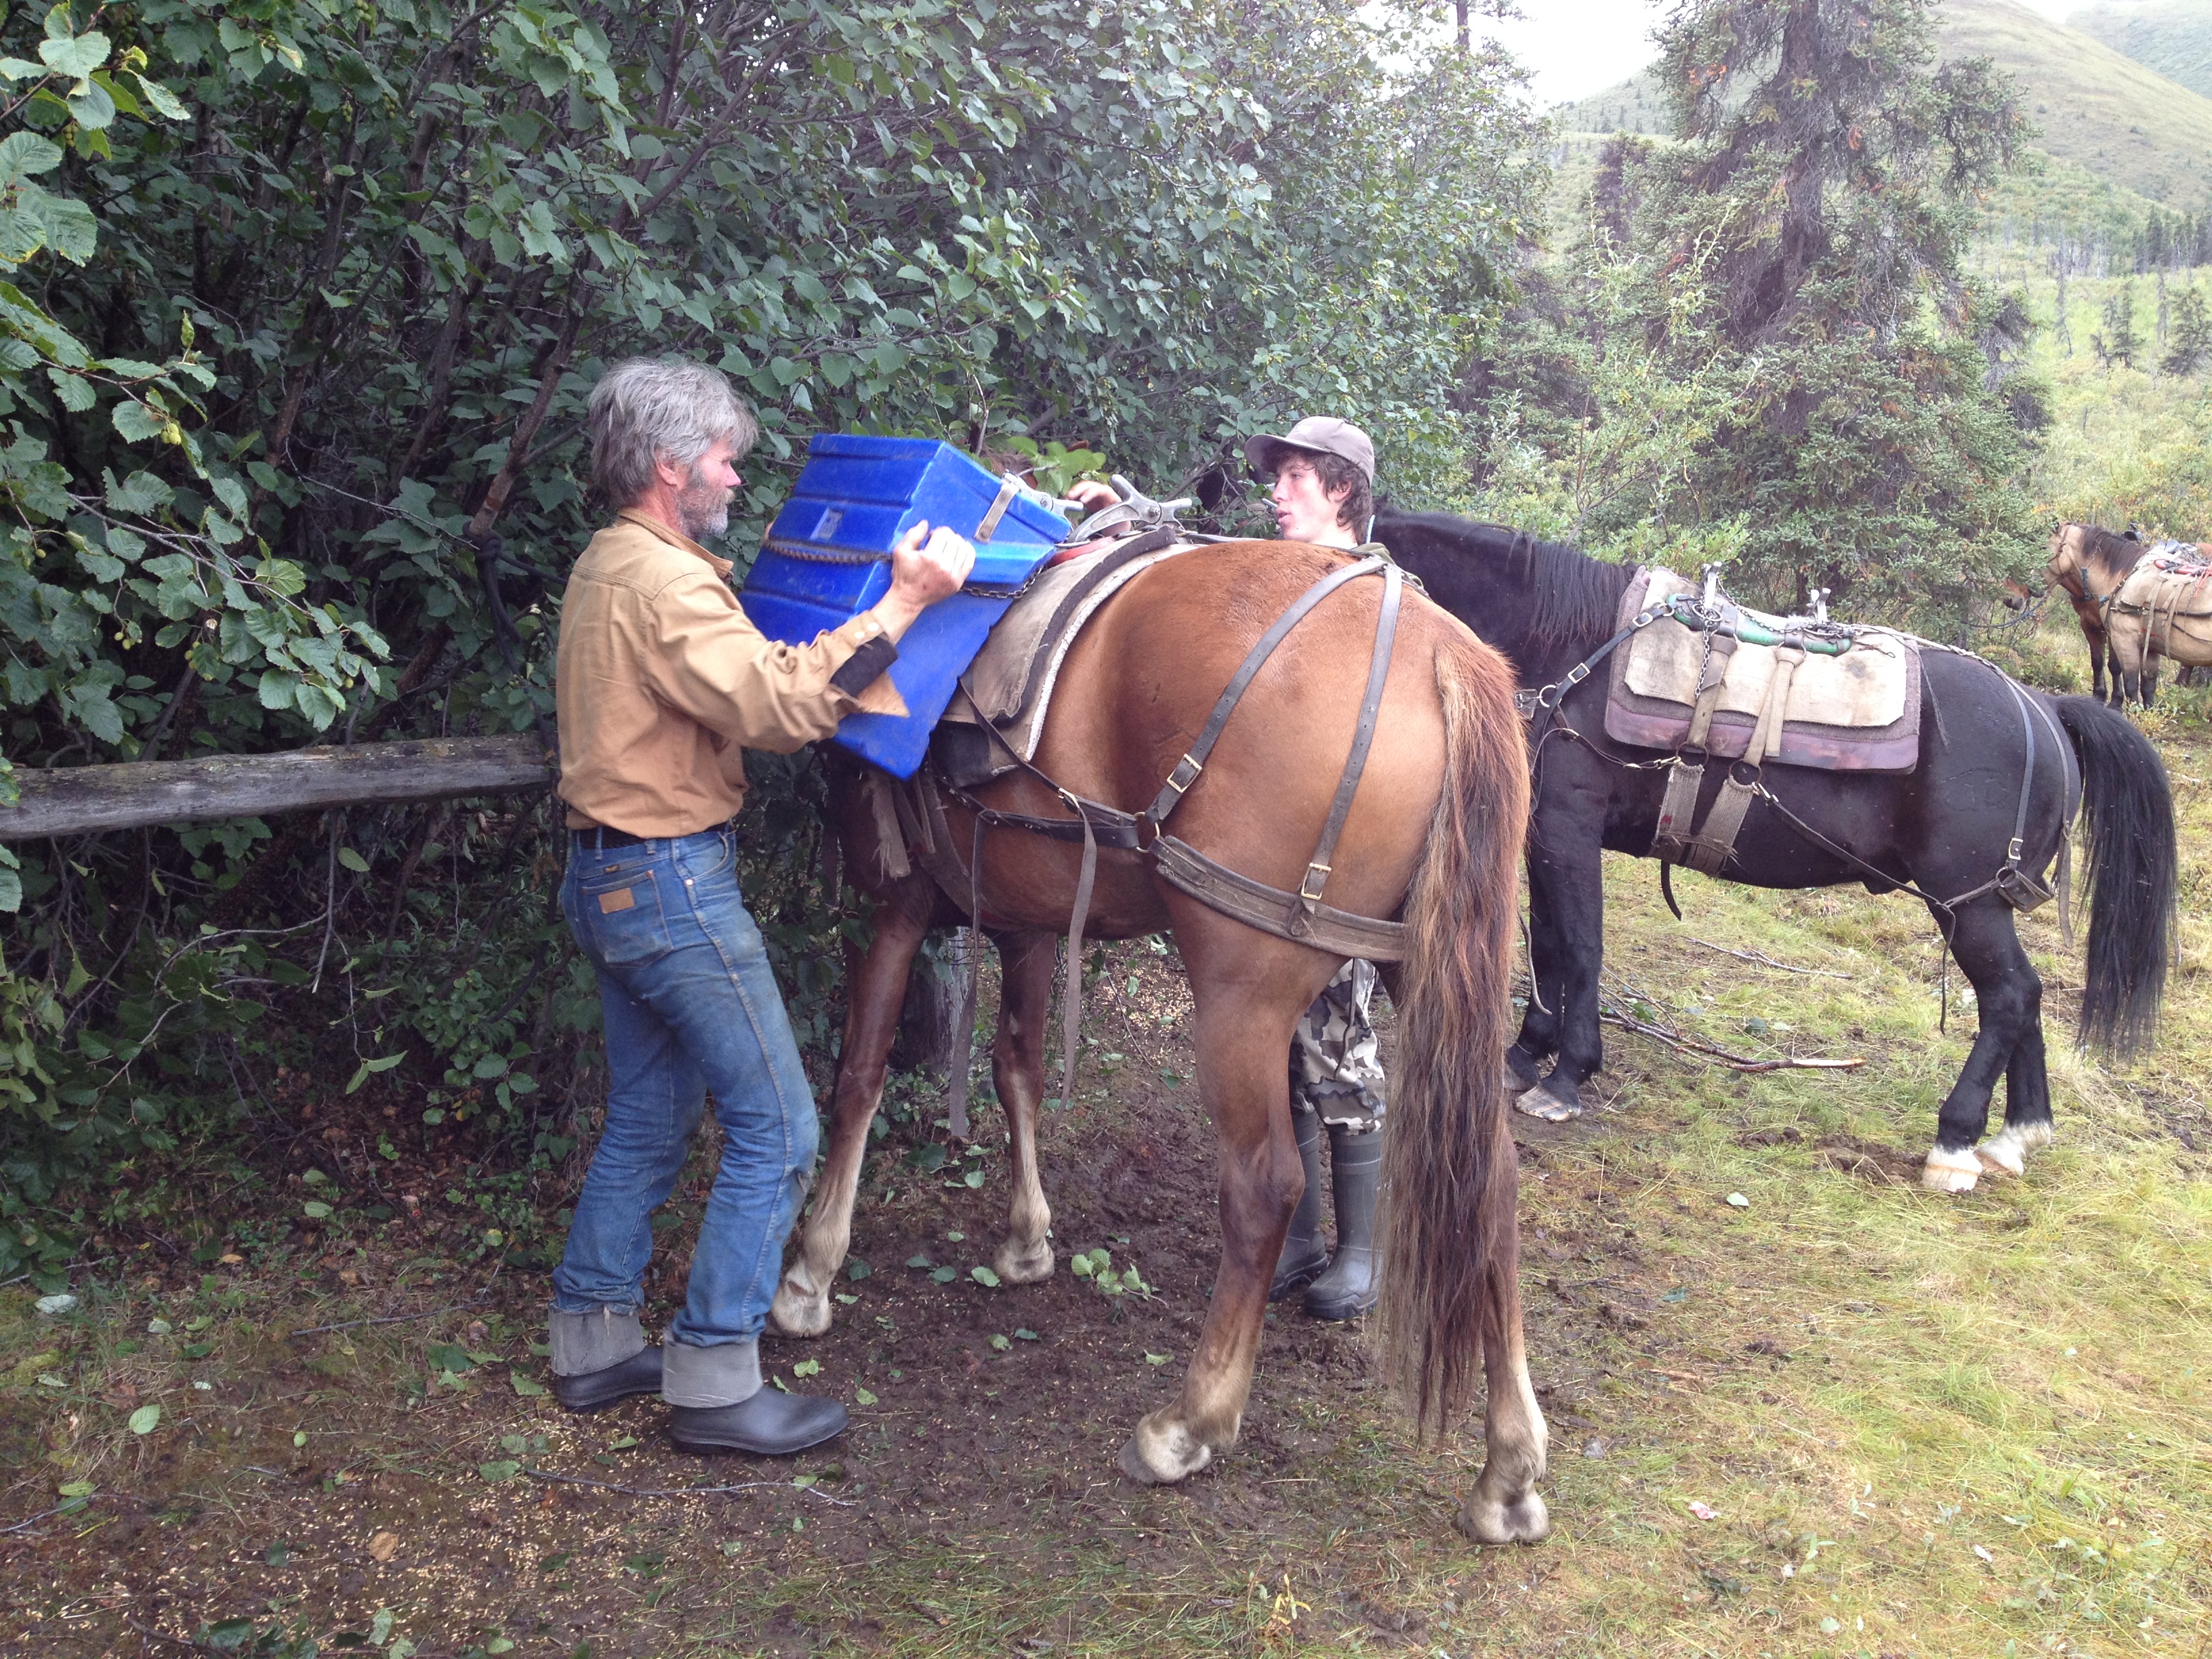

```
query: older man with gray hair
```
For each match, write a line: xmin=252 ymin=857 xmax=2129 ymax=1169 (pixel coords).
xmin=547 ymin=358 xmax=973 ymax=1455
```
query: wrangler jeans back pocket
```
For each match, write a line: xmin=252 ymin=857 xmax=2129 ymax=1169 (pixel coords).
xmin=575 ymin=865 xmax=673 ymax=967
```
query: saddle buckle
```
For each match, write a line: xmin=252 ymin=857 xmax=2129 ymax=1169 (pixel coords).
xmin=1297 ymin=862 xmax=1331 ymax=903
xmin=1163 ymin=754 xmax=1204 ymax=796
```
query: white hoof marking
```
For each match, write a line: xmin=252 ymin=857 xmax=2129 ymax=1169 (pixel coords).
xmin=1976 ymin=1122 xmax=2053 ymax=1177
xmin=1922 ymin=1146 xmax=1981 ymax=1194
xmin=1456 ymin=1487 xmax=1552 ymax=1545
xmin=1514 ymin=1080 xmax=1582 ymax=1123
xmin=1121 ymin=1412 xmax=1213 ymax=1484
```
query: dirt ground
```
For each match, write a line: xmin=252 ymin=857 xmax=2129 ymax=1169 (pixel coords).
xmin=1 ymin=938 xmax=1619 ymax=1657
xmin=7 ymin=826 xmax=2209 ymax=1657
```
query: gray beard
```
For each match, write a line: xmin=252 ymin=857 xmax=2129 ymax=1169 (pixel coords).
xmin=676 ymin=466 xmax=732 ymax=541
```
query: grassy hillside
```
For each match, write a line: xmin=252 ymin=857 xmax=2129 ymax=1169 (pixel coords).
xmin=1556 ymin=0 xmax=2212 ymax=217
xmin=2071 ymin=0 xmax=2212 ymax=98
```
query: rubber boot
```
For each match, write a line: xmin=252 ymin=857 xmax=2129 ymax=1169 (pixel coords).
xmin=1269 ymin=1107 xmax=1329 ymax=1301
xmin=1303 ymin=1124 xmax=1381 ymax=1322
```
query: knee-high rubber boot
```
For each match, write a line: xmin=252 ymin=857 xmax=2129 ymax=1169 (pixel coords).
xmin=1269 ymin=1107 xmax=1329 ymax=1301
xmin=1304 ymin=1124 xmax=1381 ymax=1322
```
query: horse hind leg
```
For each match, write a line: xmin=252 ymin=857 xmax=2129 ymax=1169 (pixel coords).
xmin=990 ymin=928 xmax=1059 ymax=1284
xmin=771 ymin=876 xmax=935 ymax=1337
xmin=1921 ymin=906 xmax=2041 ymax=1194
xmin=1454 ymin=1282 xmax=1551 ymax=1545
xmin=1978 ymin=1017 xmax=2055 ymax=1179
xmin=1120 ymin=938 xmax=1324 ymax=1486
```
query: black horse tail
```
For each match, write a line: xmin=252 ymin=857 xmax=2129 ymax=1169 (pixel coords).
xmin=2053 ymin=695 xmax=2177 ymax=1057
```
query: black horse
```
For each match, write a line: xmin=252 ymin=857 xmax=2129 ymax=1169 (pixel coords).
xmin=1374 ymin=511 xmax=2179 ymax=1192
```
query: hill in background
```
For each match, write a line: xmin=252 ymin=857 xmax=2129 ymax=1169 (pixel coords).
xmin=2070 ymin=0 xmax=2212 ymax=98
xmin=1555 ymin=0 xmax=2212 ymax=220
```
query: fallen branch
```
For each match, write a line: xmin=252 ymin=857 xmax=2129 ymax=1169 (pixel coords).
xmin=523 ymin=1467 xmax=856 ymax=1506
xmin=1601 ymin=1003 xmax=1864 ymax=1074
xmin=1686 ymin=938 xmax=1853 ymax=980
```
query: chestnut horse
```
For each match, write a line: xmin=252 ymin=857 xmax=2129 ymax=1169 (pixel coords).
xmin=766 ymin=541 xmax=1548 ymax=1542
xmin=2047 ymin=524 xmax=2150 ymax=703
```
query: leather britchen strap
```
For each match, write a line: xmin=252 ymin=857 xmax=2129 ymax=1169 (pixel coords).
xmin=1145 ymin=555 xmax=1389 ymax=830
xmin=1290 ymin=562 xmax=1402 ymax=935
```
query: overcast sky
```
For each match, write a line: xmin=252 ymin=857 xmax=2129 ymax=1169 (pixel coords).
xmin=1484 ymin=0 xmax=2085 ymax=107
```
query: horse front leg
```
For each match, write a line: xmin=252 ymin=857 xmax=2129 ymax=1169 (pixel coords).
xmin=1921 ymin=905 xmax=2043 ymax=1193
xmin=771 ymin=874 xmax=935 ymax=1336
xmin=1119 ymin=961 xmax=1317 ymax=1486
xmin=990 ymin=928 xmax=1059 ymax=1284
xmin=1508 ymin=869 xmax=1561 ymax=1090
xmin=1515 ymin=800 xmax=1606 ymax=1123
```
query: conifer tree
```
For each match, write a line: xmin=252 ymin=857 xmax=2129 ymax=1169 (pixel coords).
xmin=1615 ymin=0 xmax=2041 ymax=603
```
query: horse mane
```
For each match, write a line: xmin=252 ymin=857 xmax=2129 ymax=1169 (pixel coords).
xmin=1375 ymin=510 xmax=1632 ymax=650
xmin=2078 ymin=525 xmax=2142 ymax=562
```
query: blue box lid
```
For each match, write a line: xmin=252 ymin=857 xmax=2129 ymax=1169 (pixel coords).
xmin=764 ymin=434 xmax=1068 ymax=579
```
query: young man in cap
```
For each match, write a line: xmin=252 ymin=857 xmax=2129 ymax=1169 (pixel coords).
xmin=1240 ymin=417 xmax=1387 ymax=1322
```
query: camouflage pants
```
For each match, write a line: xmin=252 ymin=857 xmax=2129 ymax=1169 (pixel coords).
xmin=1290 ymin=959 xmax=1385 ymax=1131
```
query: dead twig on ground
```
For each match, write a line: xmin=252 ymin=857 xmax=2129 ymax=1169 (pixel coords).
xmin=522 ymin=1467 xmax=857 ymax=1506
xmin=1686 ymin=938 xmax=1854 ymax=979
xmin=1601 ymin=1000 xmax=1864 ymax=1074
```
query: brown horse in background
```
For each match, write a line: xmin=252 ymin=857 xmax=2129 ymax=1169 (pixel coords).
xmin=2047 ymin=523 xmax=2148 ymax=704
xmin=767 ymin=541 xmax=1550 ymax=1542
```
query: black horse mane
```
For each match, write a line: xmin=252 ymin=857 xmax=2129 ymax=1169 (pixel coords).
xmin=1374 ymin=508 xmax=1632 ymax=649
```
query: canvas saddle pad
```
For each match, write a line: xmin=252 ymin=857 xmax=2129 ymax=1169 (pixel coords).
xmin=935 ymin=531 xmax=1195 ymax=783
xmin=1603 ymin=569 xmax=1923 ymax=772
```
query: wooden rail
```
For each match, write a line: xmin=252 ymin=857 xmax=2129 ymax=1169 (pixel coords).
xmin=0 ymin=734 xmax=556 ymax=840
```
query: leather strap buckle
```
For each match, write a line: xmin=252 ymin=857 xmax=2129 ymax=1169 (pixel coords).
xmin=1298 ymin=862 xmax=1331 ymax=903
xmin=1163 ymin=754 xmax=1203 ymax=796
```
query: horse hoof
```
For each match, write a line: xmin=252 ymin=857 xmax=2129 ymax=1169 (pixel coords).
xmin=769 ymin=1277 xmax=832 ymax=1338
xmin=1514 ymin=1079 xmax=1582 ymax=1122
xmin=1975 ymin=1121 xmax=2053 ymax=1178
xmin=994 ymin=1236 xmax=1054 ymax=1285
xmin=1118 ymin=1413 xmax=1214 ymax=1485
xmin=1455 ymin=1488 xmax=1551 ymax=1545
xmin=1921 ymin=1146 xmax=1981 ymax=1194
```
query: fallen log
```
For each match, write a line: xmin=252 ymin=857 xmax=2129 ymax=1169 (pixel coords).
xmin=0 ymin=733 xmax=556 ymax=841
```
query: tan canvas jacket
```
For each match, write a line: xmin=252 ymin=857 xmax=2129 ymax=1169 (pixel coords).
xmin=555 ymin=510 xmax=903 ymax=836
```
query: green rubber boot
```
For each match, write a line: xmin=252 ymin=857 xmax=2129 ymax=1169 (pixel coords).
xmin=1303 ymin=1124 xmax=1380 ymax=1322
xmin=1269 ymin=1107 xmax=1329 ymax=1301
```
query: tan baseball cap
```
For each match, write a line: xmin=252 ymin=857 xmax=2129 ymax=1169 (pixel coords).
xmin=1243 ymin=416 xmax=1375 ymax=485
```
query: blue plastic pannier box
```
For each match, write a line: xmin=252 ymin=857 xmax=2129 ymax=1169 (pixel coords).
xmin=739 ymin=434 xmax=1069 ymax=777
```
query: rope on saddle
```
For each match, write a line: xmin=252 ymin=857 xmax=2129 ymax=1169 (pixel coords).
xmin=920 ymin=553 xmax=1408 ymax=1131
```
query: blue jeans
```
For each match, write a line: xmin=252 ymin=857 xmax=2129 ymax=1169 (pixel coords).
xmin=551 ymin=826 xmax=821 ymax=1349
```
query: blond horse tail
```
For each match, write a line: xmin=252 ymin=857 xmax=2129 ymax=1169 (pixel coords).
xmin=1376 ymin=638 xmax=1532 ymax=1437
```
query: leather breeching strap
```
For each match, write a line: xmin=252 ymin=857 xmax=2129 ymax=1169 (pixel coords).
xmin=918 ymin=552 xmax=1409 ymax=1130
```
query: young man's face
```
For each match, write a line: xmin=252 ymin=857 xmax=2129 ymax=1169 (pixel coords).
xmin=1270 ymin=455 xmax=1353 ymax=545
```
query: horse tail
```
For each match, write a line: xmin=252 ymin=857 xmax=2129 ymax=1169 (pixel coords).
xmin=1376 ymin=638 xmax=1532 ymax=1438
xmin=2053 ymin=695 xmax=2177 ymax=1057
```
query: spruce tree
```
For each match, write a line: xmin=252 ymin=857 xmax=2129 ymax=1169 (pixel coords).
xmin=1617 ymin=0 xmax=2040 ymax=604
xmin=2164 ymin=288 xmax=2212 ymax=377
